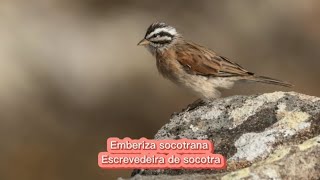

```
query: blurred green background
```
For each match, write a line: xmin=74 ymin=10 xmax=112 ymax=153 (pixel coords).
xmin=0 ymin=0 xmax=319 ymax=179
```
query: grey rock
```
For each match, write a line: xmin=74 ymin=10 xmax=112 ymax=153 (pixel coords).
xmin=128 ymin=91 xmax=320 ymax=179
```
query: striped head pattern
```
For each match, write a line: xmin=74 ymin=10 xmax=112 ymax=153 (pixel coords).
xmin=138 ymin=22 xmax=180 ymax=52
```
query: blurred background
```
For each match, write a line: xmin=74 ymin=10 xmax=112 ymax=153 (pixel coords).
xmin=0 ymin=0 xmax=319 ymax=179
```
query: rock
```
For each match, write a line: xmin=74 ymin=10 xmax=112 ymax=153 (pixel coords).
xmin=128 ymin=91 xmax=320 ymax=179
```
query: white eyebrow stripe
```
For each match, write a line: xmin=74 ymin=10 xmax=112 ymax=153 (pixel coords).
xmin=146 ymin=27 xmax=177 ymax=39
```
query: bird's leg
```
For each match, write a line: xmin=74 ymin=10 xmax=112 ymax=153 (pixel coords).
xmin=183 ymin=98 xmax=206 ymax=112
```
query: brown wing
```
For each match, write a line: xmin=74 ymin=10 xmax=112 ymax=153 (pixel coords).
xmin=176 ymin=42 xmax=253 ymax=77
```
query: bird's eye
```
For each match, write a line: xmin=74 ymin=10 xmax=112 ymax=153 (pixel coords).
xmin=156 ymin=35 xmax=160 ymax=38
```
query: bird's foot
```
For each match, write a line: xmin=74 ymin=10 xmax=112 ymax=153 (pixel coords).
xmin=183 ymin=98 xmax=205 ymax=112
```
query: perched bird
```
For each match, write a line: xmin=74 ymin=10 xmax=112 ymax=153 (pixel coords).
xmin=138 ymin=22 xmax=292 ymax=100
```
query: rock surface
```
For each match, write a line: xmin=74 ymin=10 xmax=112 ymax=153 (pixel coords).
xmin=128 ymin=91 xmax=320 ymax=180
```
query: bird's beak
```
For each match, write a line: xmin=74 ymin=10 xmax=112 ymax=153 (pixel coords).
xmin=137 ymin=39 xmax=150 ymax=46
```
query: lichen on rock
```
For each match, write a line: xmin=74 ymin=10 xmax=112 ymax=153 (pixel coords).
xmin=128 ymin=91 xmax=320 ymax=180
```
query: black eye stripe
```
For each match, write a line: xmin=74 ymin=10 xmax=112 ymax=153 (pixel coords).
xmin=150 ymin=35 xmax=172 ymax=44
xmin=150 ymin=31 xmax=174 ymax=38
xmin=150 ymin=35 xmax=172 ymax=41
xmin=151 ymin=40 xmax=172 ymax=45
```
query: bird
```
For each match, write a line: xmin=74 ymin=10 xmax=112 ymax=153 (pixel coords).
xmin=138 ymin=22 xmax=292 ymax=101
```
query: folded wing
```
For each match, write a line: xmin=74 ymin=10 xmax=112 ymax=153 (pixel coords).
xmin=176 ymin=42 xmax=253 ymax=77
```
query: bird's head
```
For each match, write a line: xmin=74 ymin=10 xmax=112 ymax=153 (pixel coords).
xmin=138 ymin=22 xmax=181 ymax=54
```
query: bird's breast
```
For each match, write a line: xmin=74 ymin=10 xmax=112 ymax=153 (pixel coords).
xmin=155 ymin=51 xmax=183 ymax=83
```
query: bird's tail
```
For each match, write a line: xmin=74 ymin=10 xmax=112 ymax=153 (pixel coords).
xmin=246 ymin=75 xmax=293 ymax=87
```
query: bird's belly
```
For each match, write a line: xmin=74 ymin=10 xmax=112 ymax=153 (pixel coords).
xmin=181 ymin=76 xmax=237 ymax=99
xmin=179 ymin=75 xmax=219 ymax=98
